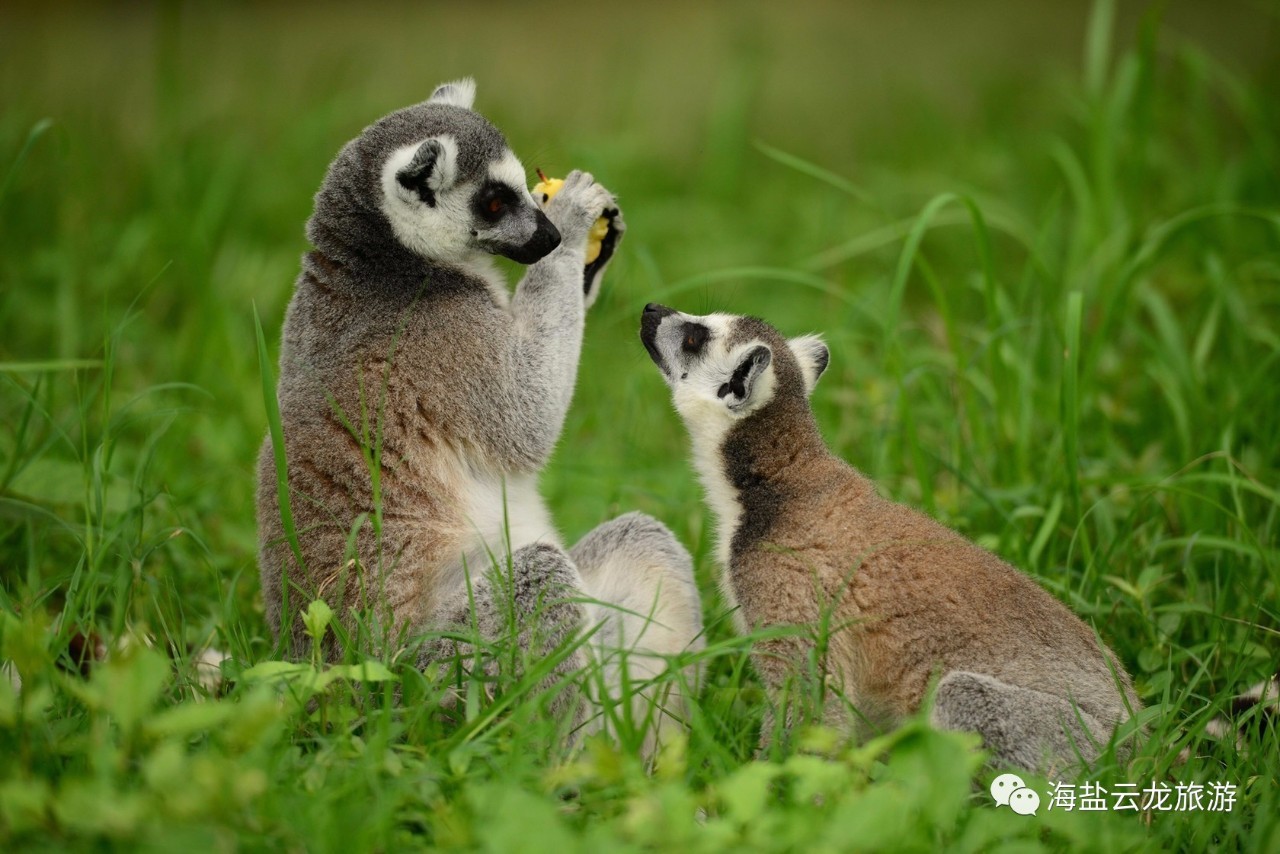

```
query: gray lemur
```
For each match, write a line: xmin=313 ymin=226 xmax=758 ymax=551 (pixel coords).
xmin=640 ymin=303 xmax=1139 ymax=772
xmin=256 ymin=80 xmax=703 ymax=750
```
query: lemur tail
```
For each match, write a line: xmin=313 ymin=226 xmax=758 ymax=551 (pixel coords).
xmin=1177 ymin=669 xmax=1278 ymax=763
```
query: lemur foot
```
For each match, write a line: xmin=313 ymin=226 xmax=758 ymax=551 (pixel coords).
xmin=418 ymin=543 xmax=589 ymax=728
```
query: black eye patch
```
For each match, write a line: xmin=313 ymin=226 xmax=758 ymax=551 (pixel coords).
xmin=473 ymin=182 xmax=522 ymax=224
xmin=681 ymin=323 xmax=710 ymax=354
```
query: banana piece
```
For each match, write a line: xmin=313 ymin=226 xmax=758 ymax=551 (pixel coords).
xmin=532 ymin=169 xmax=611 ymax=264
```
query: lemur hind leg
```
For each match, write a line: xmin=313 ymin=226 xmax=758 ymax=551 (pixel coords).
xmin=931 ymin=670 xmax=1113 ymax=774
xmin=418 ymin=542 xmax=589 ymax=734
xmin=570 ymin=512 xmax=705 ymax=758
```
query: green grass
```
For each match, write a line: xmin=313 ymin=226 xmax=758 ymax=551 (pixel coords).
xmin=2 ymin=0 xmax=1279 ymax=849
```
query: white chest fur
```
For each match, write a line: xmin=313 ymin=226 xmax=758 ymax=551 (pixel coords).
xmin=441 ymin=471 xmax=561 ymax=590
xmin=689 ymin=433 xmax=746 ymax=630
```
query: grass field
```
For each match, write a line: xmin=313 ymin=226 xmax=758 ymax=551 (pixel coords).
xmin=2 ymin=0 xmax=1278 ymax=849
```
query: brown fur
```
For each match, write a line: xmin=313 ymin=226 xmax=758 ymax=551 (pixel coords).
xmin=649 ymin=309 xmax=1140 ymax=770
xmin=257 ymin=269 xmax=513 ymax=655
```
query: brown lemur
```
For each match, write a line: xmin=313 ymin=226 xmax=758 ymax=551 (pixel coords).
xmin=256 ymin=80 xmax=703 ymax=751
xmin=639 ymin=303 xmax=1139 ymax=772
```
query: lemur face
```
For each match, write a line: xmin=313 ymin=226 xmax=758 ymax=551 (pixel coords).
xmin=640 ymin=303 xmax=829 ymax=430
xmin=377 ymin=79 xmax=561 ymax=265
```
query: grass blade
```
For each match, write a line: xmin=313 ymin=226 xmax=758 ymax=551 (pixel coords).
xmin=0 ymin=359 xmax=103 ymax=373
xmin=754 ymin=140 xmax=875 ymax=205
xmin=1062 ymin=290 xmax=1084 ymax=520
xmin=1084 ymin=0 xmax=1116 ymax=97
xmin=0 ymin=118 xmax=54 ymax=206
xmin=253 ymin=302 xmax=304 ymax=571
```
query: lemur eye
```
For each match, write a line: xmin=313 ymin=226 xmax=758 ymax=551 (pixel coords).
xmin=476 ymin=182 xmax=520 ymax=223
xmin=681 ymin=324 xmax=710 ymax=353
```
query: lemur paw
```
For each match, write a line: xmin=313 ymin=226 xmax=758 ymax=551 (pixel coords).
xmin=543 ymin=170 xmax=617 ymax=241
xmin=583 ymin=207 xmax=623 ymax=308
xmin=541 ymin=170 xmax=623 ymax=307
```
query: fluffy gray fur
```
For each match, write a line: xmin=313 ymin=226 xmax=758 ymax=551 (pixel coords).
xmin=417 ymin=543 xmax=589 ymax=727
xmin=257 ymin=82 xmax=703 ymax=753
xmin=640 ymin=304 xmax=1139 ymax=773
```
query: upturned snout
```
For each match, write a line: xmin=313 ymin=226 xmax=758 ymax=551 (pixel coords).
xmin=640 ymin=303 xmax=676 ymax=368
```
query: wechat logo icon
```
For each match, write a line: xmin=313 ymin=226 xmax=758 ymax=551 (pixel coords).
xmin=991 ymin=773 xmax=1041 ymax=816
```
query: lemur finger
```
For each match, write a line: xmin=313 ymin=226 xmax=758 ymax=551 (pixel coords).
xmin=544 ymin=179 xmax=614 ymax=239
xmin=562 ymin=169 xmax=595 ymax=190
xmin=579 ymin=185 xmax=616 ymax=222
xmin=582 ymin=206 xmax=623 ymax=306
xmin=604 ymin=207 xmax=625 ymax=236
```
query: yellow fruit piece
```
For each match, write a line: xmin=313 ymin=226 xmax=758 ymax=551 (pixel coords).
xmin=532 ymin=172 xmax=609 ymax=264
xmin=531 ymin=176 xmax=565 ymax=200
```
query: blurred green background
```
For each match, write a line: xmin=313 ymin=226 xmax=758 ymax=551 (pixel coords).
xmin=1 ymin=0 xmax=1278 ymax=849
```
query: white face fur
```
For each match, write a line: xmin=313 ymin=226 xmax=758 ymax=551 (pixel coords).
xmin=381 ymin=134 xmax=471 ymax=260
xmin=640 ymin=306 xmax=827 ymax=446
xmin=378 ymin=79 xmax=559 ymax=268
xmin=640 ymin=304 xmax=829 ymax=571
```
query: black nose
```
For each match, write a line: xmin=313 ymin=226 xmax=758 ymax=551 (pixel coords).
xmin=524 ymin=211 xmax=562 ymax=261
xmin=499 ymin=210 xmax=561 ymax=264
xmin=639 ymin=305 xmax=667 ymax=366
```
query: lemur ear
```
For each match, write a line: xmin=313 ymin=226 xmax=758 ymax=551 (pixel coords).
xmin=428 ymin=78 xmax=476 ymax=110
xmin=718 ymin=345 xmax=773 ymax=411
xmin=394 ymin=137 xmax=458 ymax=207
xmin=787 ymin=334 xmax=829 ymax=395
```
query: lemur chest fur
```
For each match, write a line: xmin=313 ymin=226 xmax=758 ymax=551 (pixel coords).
xmin=284 ymin=268 xmax=551 ymax=540
xmin=442 ymin=471 xmax=560 ymax=591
